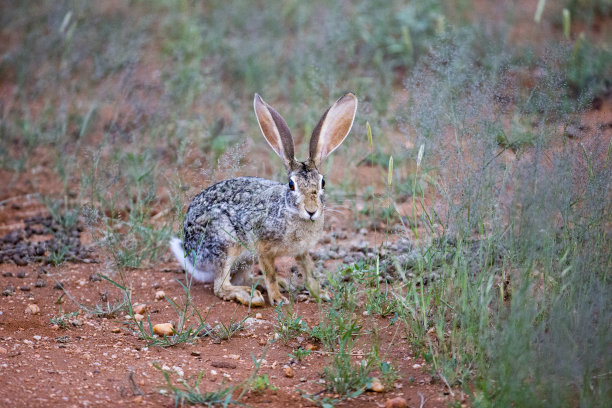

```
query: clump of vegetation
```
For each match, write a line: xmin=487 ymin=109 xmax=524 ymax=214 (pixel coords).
xmin=289 ymin=347 xmax=312 ymax=362
xmin=274 ymin=304 xmax=309 ymax=344
xmin=99 ymin=274 xmax=213 ymax=347
xmin=322 ymin=346 xmax=372 ymax=398
xmin=249 ymin=374 xmax=277 ymax=394
xmin=154 ymin=363 xmax=239 ymax=406
xmin=49 ymin=308 xmax=79 ymax=329
xmin=209 ymin=316 xmax=247 ymax=342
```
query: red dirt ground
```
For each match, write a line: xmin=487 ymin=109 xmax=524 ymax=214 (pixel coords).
xmin=0 ymin=197 xmax=460 ymax=408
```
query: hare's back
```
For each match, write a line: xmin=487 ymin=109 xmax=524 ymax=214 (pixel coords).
xmin=185 ymin=177 xmax=281 ymax=221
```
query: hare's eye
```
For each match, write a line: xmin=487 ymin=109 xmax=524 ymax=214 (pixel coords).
xmin=288 ymin=179 xmax=295 ymax=191
xmin=321 ymin=177 xmax=326 ymax=189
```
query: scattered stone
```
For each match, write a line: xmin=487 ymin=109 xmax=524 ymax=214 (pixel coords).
xmin=369 ymin=377 xmax=385 ymax=392
xmin=51 ymin=324 xmax=60 ymax=331
xmin=2 ymin=272 xmax=13 ymax=277
xmin=20 ymin=286 xmax=30 ymax=292
xmin=2 ymin=286 xmax=15 ymax=296
xmin=17 ymin=271 xmax=26 ymax=278
xmin=331 ymin=230 xmax=348 ymax=240
xmin=152 ymin=323 xmax=174 ymax=336
xmin=133 ymin=314 xmax=144 ymax=322
xmin=111 ymin=327 xmax=121 ymax=334
xmin=255 ymin=313 xmax=263 ymax=319
xmin=14 ymin=256 xmax=27 ymax=266
xmin=284 ymin=367 xmax=294 ymax=378
xmin=70 ymin=319 xmax=83 ymax=327
xmin=89 ymin=274 xmax=102 ymax=282
xmin=228 ymin=354 xmax=240 ymax=360
xmin=35 ymin=279 xmax=46 ymax=288
xmin=56 ymin=335 xmax=70 ymax=343
xmin=53 ymin=282 xmax=64 ymax=290
xmin=0 ymin=347 xmax=7 ymax=354
xmin=0 ymin=215 xmax=93 ymax=266
xmin=304 ymin=343 xmax=318 ymax=351
xmin=154 ymin=290 xmax=166 ymax=300
xmin=385 ymin=397 xmax=408 ymax=408
xmin=133 ymin=304 xmax=146 ymax=315
xmin=133 ymin=396 xmax=143 ymax=403
xmin=191 ymin=351 xmax=201 ymax=357
xmin=25 ymin=304 xmax=40 ymax=315
xmin=33 ymin=335 xmax=42 ymax=341
xmin=211 ymin=361 xmax=237 ymax=369
xmin=258 ymin=337 xmax=267 ymax=346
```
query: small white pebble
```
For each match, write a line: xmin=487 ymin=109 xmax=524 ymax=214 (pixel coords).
xmin=172 ymin=366 xmax=184 ymax=377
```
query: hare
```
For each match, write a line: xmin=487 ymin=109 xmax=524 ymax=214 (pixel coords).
xmin=170 ymin=92 xmax=358 ymax=306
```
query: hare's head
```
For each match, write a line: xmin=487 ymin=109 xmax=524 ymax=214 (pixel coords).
xmin=254 ymin=93 xmax=358 ymax=221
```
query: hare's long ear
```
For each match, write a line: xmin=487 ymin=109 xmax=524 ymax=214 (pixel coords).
xmin=309 ymin=93 xmax=358 ymax=168
xmin=254 ymin=94 xmax=296 ymax=170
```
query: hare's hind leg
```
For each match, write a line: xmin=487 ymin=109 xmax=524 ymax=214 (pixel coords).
xmin=230 ymin=251 xmax=258 ymax=287
xmin=259 ymin=255 xmax=288 ymax=306
xmin=214 ymin=246 xmax=265 ymax=307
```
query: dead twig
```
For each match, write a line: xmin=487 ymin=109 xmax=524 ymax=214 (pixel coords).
xmin=438 ymin=370 xmax=455 ymax=396
xmin=418 ymin=391 xmax=426 ymax=408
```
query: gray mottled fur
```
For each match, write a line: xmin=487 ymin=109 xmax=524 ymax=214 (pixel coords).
xmin=183 ymin=175 xmax=324 ymax=264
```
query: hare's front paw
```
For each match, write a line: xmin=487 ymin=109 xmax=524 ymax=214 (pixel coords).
xmin=268 ymin=292 xmax=288 ymax=306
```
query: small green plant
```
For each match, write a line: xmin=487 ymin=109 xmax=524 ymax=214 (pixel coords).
xmin=154 ymin=363 xmax=239 ymax=406
xmin=87 ymin=295 xmax=129 ymax=318
xmin=58 ymin=283 xmax=128 ymax=318
xmin=274 ymin=304 xmax=309 ymax=343
xmin=310 ymin=308 xmax=362 ymax=352
xmin=249 ymin=374 xmax=277 ymax=394
xmin=378 ymin=361 xmax=400 ymax=389
xmin=210 ymin=316 xmax=247 ymax=341
xmin=49 ymin=308 xmax=78 ymax=329
xmin=365 ymin=289 xmax=399 ymax=317
xmin=156 ymin=345 xmax=272 ymax=405
xmin=364 ymin=261 xmax=399 ymax=317
xmin=289 ymin=347 xmax=312 ymax=362
xmin=48 ymin=244 xmax=71 ymax=266
xmin=322 ymin=341 xmax=372 ymax=398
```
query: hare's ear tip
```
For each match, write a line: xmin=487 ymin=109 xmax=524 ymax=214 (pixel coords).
xmin=341 ymin=92 xmax=358 ymax=102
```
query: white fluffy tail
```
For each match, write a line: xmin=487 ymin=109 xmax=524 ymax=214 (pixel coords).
xmin=169 ymin=236 xmax=215 ymax=283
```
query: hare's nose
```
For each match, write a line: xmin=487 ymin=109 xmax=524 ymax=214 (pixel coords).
xmin=306 ymin=210 xmax=316 ymax=218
